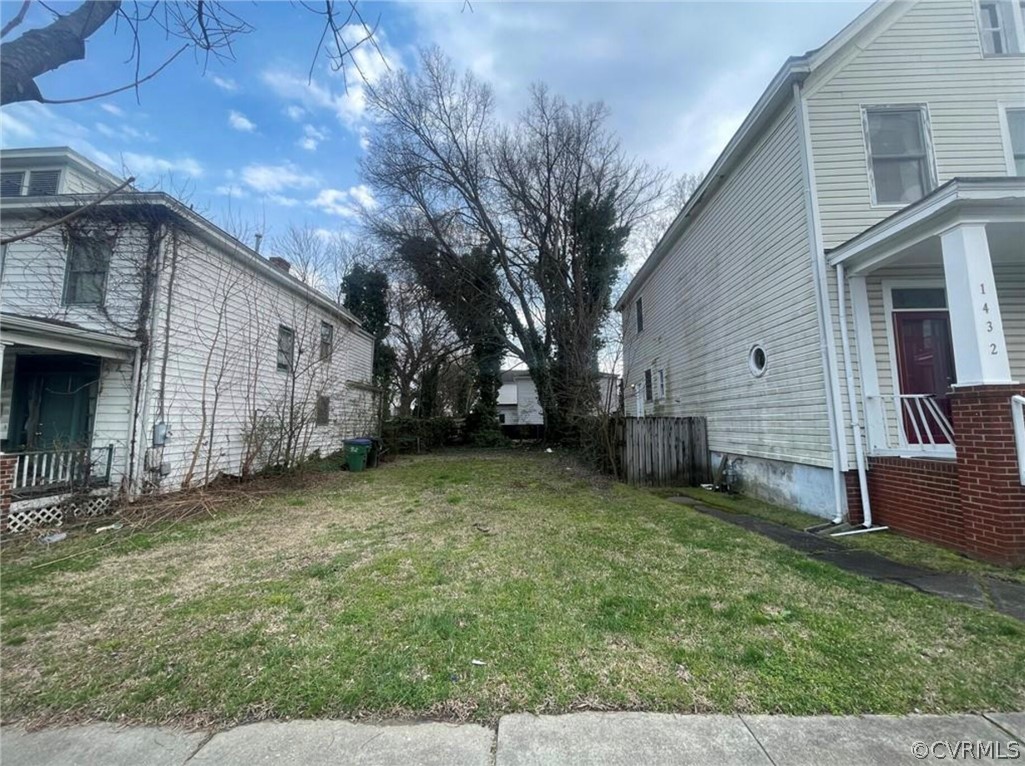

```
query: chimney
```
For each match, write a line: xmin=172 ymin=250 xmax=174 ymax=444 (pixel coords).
xmin=268 ymin=256 xmax=291 ymax=274
xmin=253 ymin=232 xmax=263 ymax=253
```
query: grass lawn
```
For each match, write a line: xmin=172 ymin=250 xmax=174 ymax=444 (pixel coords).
xmin=667 ymin=487 xmax=1025 ymax=584
xmin=2 ymin=451 xmax=1023 ymax=727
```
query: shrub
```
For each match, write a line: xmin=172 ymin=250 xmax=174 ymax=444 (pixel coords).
xmin=383 ymin=416 xmax=460 ymax=453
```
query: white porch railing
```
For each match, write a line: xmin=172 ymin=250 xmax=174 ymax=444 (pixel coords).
xmin=10 ymin=445 xmax=114 ymax=493
xmin=1012 ymin=395 xmax=1025 ymax=486
xmin=867 ymin=394 xmax=956 ymax=457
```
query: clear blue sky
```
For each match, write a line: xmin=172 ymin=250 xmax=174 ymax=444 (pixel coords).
xmin=0 ymin=1 xmax=870 ymax=252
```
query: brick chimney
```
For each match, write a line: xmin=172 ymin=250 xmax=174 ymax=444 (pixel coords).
xmin=268 ymin=256 xmax=291 ymax=274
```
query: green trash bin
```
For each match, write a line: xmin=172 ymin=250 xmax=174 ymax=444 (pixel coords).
xmin=344 ymin=439 xmax=372 ymax=472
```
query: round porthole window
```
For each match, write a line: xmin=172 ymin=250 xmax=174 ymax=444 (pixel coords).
xmin=748 ymin=345 xmax=767 ymax=377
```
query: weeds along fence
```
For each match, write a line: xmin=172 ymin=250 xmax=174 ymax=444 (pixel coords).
xmin=614 ymin=416 xmax=710 ymax=487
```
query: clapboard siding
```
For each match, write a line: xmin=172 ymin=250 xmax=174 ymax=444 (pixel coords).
xmin=807 ymin=0 xmax=1025 ymax=249
xmin=0 ymin=224 xmax=147 ymax=339
xmin=92 ymin=358 xmax=134 ymax=486
xmin=146 ymin=229 xmax=375 ymax=490
xmin=623 ymin=103 xmax=832 ymax=467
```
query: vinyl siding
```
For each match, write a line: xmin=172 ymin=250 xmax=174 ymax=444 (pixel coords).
xmin=622 ymin=104 xmax=831 ymax=467
xmin=144 ymin=228 xmax=376 ymax=490
xmin=807 ymin=0 xmax=1025 ymax=249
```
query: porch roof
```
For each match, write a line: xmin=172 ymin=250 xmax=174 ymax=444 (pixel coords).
xmin=825 ymin=178 xmax=1025 ymax=276
xmin=0 ymin=313 xmax=137 ymax=360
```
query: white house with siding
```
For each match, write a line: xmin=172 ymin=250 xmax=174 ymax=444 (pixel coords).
xmin=497 ymin=369 xmax=620 ymax=431
xmin=0 ymin=147 xmax=377 ymax=532
xmin=618 ymin=0 xmax=1025 ymax=564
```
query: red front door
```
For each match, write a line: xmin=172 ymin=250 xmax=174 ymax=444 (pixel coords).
xmin=893 ymin=311 xmax=956 ymax=444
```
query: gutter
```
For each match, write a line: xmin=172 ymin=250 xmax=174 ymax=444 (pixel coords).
xmin=792 ymin=81 xmax=847 ymax=524
xmin=836 ymin=263 xmax=873 ymax=528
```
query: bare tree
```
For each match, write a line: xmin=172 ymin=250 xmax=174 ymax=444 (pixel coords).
xmin=388 ymin=280 xmax=464 ymax=417
xmin=362 ymin=48 xmax=665 ymax=441
xmin=0 ymin=1 xmax=387 ymax=107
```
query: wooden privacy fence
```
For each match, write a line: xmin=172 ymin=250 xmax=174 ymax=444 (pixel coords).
xmin=622 ymin=416 xmax=710 ymax=487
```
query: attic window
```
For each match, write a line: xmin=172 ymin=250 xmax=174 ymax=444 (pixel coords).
xmin=27 ymin=170 xmax=60 ymax=196
xmin=0 ymin=172 xmax=24 ymax=197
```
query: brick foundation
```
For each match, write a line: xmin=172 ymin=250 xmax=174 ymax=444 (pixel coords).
xmin=844 ymin=384 xmax=1025 ymax=566
xmin=0 ymin=455 xmax=15 ymax=536
xmin=951 ymin=385 xmax=1025 ymax=566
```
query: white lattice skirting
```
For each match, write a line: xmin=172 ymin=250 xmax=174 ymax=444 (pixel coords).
xmin=7 ymin=491 xmax=115 ymax=534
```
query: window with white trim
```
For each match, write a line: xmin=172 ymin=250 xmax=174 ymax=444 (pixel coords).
xmin=319 ymin=321 xmax=334 ymax=361
xmin=978 ymin=0 xmax=1024 ymax=55
xmin=656 ymin=369 xmax=666 ymax=400
xmin=1003 ymin=107 xmax=1025 ymax=175
xmin=0 ymin=171 xmax=24 ymax=197
xmin=63 ymin=237 xmax=111 ymax=306
xmin=863 ymin=106 xmax=935 ymax=205
xmin=635 ymin=297 xmax=644 ymax=333
xmin=277 ymin=325 xmax=295 ymax=372
xmin=644 ymin=369 xmax=653 ymax=402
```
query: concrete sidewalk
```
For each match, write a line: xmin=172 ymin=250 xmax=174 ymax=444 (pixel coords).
xmin=2 ymin=712 xmax=1023 ymax=766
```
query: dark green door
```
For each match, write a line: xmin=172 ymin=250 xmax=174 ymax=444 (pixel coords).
xmin=8 ymin=357 xmax=99 ymax=450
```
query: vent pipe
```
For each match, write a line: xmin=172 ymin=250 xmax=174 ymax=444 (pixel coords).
xmin=254 ymin=232 xmax=263 ymax=253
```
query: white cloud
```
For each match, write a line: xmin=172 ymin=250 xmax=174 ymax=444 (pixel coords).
xmin=122 ymin=152 xmax=204 ymax=178
xmin=228 ymin=110 xmax=256 ymax=132
xmin=240 ymin=162 xmax=317 ymax=193
xmin=309 ymin=184 xmax=376 ymax=218
xmin=268 ymin=194 xmax=300 ymax=207
xmin=2 ymin=112 xmax=35 ymax=140
xmin=261 ymin=24 xmax=400 ymax=133
xmin=285 ymin=105 xmax=306 ymax=121
xmin=298 ymin=124 xmax=327 ymax=151
xmin=214 ymin=183 xmax=248 ymax=198
xmin=99 ymin=103 xmax=125 ymax=117
xmin=211 ymin=75 xmax=238 ymax=92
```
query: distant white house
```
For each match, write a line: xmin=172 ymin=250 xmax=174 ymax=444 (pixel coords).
xmin=0 ymin=147 xmax=378 ymax=532
xmin=497 ymin=369 xmax=620 ymax=428
xmin=617 ymin=0 xmax=1025 ymax=564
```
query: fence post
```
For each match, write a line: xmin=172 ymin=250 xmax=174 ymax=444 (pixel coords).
xmin=0 ymin=454 xmax=16 ymax=536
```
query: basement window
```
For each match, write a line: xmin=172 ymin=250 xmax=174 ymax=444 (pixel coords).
xmin=749 ymin=345 xmax=767 ymax=378
xmin=315 ymin=395 xmax=330 ymax=426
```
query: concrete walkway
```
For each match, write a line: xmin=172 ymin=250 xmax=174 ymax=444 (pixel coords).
xmin=676 ymin=499 xmax=1025 ymax=621
xmin=2 ymin=712 xmax=1023 ymax=765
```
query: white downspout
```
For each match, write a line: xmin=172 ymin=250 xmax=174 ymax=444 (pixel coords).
xmin=793 ymin=81 xmax=845 ymax=524
xmin=836 ymin=263 xmax=873 ymax=528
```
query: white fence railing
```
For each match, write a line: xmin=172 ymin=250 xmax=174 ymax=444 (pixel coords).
xmin=11 ymin=445 xmax=114 ymax=492
xmin=867 ymin=394 xmax=955 ymax=456
xmin=1013 ymin=395 xmax=1025 ymax=486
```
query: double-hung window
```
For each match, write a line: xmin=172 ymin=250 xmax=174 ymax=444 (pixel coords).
xmin=863 ymin=106 xmax=935 ymax=205
xmin=277 ymin=325 xmax=295 ymax=372
xmin=320 ymin=321 xmax=334 ymax=361
xmin=978 ymin=0 xmax=1024 ymax=55
xmin=644 ymin=369 xmax=653 ymax=403
xmin=63 ymin=237 xmax=111 ymax=306
xmin=315 ymin=395 xmax=330 ymax=426
xmin=635 ymin=297 xmax=644 ymax=333
xmin=1002 ymin=106 xmax=1025 ymax=175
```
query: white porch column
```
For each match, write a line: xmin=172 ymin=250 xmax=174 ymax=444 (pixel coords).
xmin=849 ymin=277 xmax=885 ymax=450
xmin=940 ymin=223 xmax=1013 ymax=386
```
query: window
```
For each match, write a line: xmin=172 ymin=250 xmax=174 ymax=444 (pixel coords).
xmin=315 ymin=395 xmax=330 ymax=426
xmin=978 ymin=0 xmax=1024 ymax=54
xmin=749 ymin=345 xmax=767 ymax=377
xmin=635 ymin=297 xmax=644 ymax=333
xmin=864 ymin=107 xmax=935 ymax=205
xmin=320 ymin=321 xmax=334 ymax=361
xmin=277 ymin=325 xmax=295 ymax=372
xmin=657 ymin=369 xmax=666 ymax=400
xmin=892 ymin=287 xmax=947 ymax=310
xmin=0 ymin=172 xmax=24 ymax=197
xmin=63 ymin=237 xmax=111 ymax=306
xmin=644 ymin=369 xmax=653 ymax=402
xmin=27 ymin=170 xmax=60 ymax=196
xmin=1002 ymin=106 xmax=1025 ymax=175
xmin=499 ymin=413 xmax=506 ymax=424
